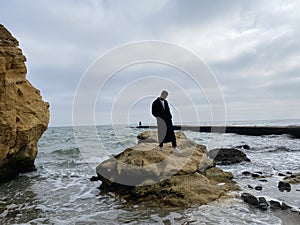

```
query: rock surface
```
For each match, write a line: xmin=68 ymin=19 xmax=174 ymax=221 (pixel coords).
xmin=278 ymin=181 xmax=292 ymax=192
xmin=96 ymin=131 xmax=239 ymax=207
xmin=241 ymin=193 xmax=297 ymax=212
xmin=283 ymin=173 xmax=300 ymax=185
xmin=0 ymin=24 xmax=49 ymax=182
xmin=208 ymin=148 xmax=251 ymax=165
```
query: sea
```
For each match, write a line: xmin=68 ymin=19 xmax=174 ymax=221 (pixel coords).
xmin=0 ymin=119 xmax=300 ymax=225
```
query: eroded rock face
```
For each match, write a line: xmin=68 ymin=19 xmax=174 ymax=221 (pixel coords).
xmin=96 ymin=131 xmax=239 ymax=207
xmin=0 ymin=24 xmax=49 ymax=182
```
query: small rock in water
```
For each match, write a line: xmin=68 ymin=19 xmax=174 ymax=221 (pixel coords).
xmin=286 ymin=171 xmax=293 ymax=175
xmin=90 ymin=176 xmax=100 ymax=181
xmin=258 ymin=197 xmax=269 ymax=210
xmin=255 ymin=186 xmax=263 ymax=191
xmin=269 ymin=200 xmax=282 ymax=210
xmin=280 ymin=202 xmax=292 ymax=210
xmin=208 ymin=148 xmax=251 ymax=165
xmin=259 ymin=179 xmax=268 ymax=182
xmin=278 ymin=181 xmax=291 ymax=192
xmin=236 ymin=144 xmax=251 ymax=150
xmin=247 ymin=185 xmax=253 ymax=189
xmin=251 ymin=173 xmax=261 ymax=178
xmin=242 ymin=193 xmax=296 ymax=213
xmin=278 ymin=173 xmax=286 ymax=177
xmin=241 ymin=193 xmax=259 ymax=208
xmin=242 ymin=171 xmax=252 ymax=176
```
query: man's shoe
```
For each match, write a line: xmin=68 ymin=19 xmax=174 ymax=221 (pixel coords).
xmin=172 ymin=147 xmax=182 ymax=153
xmin=159 ymin=147 xmax=163 ymax=151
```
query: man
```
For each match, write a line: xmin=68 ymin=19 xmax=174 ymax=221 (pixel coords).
xmin=152 ymin=90 xmax=181 ymax=153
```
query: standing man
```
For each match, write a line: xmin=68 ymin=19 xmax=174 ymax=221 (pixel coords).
xmin=152 ymin=90 xmax=181 ymax=153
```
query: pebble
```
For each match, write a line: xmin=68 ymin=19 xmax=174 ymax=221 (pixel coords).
xmin=259 ymin=179 xmax=268 ymax=182
xmin=255 ymin=186 xmax=263 ymax=191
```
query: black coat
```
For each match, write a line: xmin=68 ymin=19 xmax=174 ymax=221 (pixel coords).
xmin=151 ymin=98 xmax=176 ymax=144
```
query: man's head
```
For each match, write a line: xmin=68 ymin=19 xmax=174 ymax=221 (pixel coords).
xmin=160 ymin=90 xmax=168 ymax=100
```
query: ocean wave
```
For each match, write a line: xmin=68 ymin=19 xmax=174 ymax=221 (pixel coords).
xmin=50 ymin=148 xmax=81 ymax=156
xmin=266 ymin=146 xmax=299 ymax=153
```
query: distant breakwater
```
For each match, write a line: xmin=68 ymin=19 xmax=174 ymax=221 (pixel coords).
xmin=133 ymin=125 xmax=300 ymax=138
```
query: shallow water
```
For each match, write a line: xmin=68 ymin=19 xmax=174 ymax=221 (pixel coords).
xmin=1 ymin=120 xmax=300 ymax=224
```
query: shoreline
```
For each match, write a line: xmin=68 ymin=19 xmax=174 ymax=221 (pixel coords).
xmin=133 ymin=125 xmax=300 ymax=138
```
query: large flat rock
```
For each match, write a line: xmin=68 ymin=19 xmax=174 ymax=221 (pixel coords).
xmin=96 ymin=131 xmax=239 ymax=207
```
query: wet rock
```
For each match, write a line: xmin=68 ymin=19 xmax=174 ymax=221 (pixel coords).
xmin=242 ymin=193 xmax=295 ymax=213
xmin=96 ymin=131 xmax=239 ymax=207
xmin=251 ymin=172 xmax=267 ymax=179
xmin=90 ymin=176 xmax=100 ymax=181
xmin=278 ymin=181 xmax=291 ymax=192
xmin=259 ymin=179 xmax=268 ymax=182
xmin=258 ymin=197 xmax=269 ymax=210
xmin=255 ymin=186 xmax=263 ymax=191
xmin=278 ymin=173 xmax=286 ymax=177
xmin=208 ymin=148 xmax=251 ymax=165
xmin=281 ymin=202 xmax=292 ymax=210
xmin=247 ymin=185 xmax=253 ymax=189
xmin=242 ymin=171 xmax=252 ymax=176
xmin=236 ymin=144 xmax=251 ymax=150
xmin=269 ymin=200 xmax=282 ymax=210
xmin=241 ymin=193 xmax=259 ymax=208
xmin=251 ymin=173 xmax=261 ymax=178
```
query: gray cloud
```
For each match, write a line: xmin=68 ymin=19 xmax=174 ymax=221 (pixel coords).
xmin=1 ymin=0 xmax=299 ymax=126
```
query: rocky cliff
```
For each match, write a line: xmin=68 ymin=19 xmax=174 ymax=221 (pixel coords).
xmin=96 ymin=131 xmax=239 ymax=207
xmin=0 ymin=24 xmax=49 ymax=182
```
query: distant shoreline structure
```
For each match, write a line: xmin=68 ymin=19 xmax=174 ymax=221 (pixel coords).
xmin=132 ymin=125 xmax=300 ymax=138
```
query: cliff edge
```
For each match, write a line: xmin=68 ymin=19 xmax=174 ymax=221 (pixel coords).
xmin=0 ymin=24 xmax=50 ymax=182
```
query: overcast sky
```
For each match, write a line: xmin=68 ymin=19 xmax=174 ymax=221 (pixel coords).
xmin=1 ymin=0 xmax=300 ymax=126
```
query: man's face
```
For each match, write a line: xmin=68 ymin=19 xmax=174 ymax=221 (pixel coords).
xmin=160 ymin=94 xmax=168 ymax=100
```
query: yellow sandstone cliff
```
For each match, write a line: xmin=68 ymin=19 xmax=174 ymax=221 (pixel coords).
xmin=0 ymin=24 xmax=49 ymax=182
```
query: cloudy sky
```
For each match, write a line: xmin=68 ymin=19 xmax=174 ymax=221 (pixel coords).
xmin=1 ymin=0 xmax=300 ymax=126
